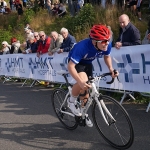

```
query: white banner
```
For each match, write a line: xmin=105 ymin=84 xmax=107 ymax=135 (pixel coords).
xmin=0 ymin=45 xmax=150 ymax=93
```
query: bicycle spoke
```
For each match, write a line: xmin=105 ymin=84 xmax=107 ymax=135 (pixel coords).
xmin=52 ymin=88 xmax=78 ymax=130
xmin=93 ymin=95 xmax=134 ymax=149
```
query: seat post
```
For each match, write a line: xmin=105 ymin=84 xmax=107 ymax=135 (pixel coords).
xmin=63 ymin=74 xmax=69 ymax=87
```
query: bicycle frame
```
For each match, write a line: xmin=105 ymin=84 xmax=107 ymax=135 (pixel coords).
xmin=59 ymin=76 xmax=116 ymax=126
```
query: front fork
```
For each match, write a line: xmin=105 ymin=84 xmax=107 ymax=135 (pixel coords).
xmin=94 ymin=94 xmax=116 ymax=126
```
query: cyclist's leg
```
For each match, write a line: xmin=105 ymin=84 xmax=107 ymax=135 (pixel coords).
xmin=68 ymin=72 xmax=88 ymax=116
xmin=69 ymin=72 xmax=93 ymax=127
xmin=70 ymin=62 xmax=91 ymax=104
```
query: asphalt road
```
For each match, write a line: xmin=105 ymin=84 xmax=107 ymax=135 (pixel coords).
xmin=0 ymin=81 xmax=150 ymax=150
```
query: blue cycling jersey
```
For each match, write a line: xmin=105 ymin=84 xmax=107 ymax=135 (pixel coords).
xmin=68 ymin=38 xmax=112 ymax=64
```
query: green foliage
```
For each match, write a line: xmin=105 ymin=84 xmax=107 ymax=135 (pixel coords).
xmin=64 ymin=4 xmax=96 ymax=34
xmin=23 ymin=8 xmax=35 ymax=24
xmin=0 ymin=29 xmax=12 ymax=49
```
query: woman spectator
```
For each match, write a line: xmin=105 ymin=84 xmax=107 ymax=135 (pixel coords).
xmin=33 ymin=32 xmax=40 ymax=47
xmin=23 ymin=36 xmax=38 ymax=54
xmin=1 ymin=41 xmax=11 ymax=55
xmin=47 ymin=0 xmax=51 ymax=14
xmin=57 ymin=3 xmax=66 ymax=17
xmin=10 ymin=37 xmax=21 ymax=54
xmin=51 ymin=4 xmax=59 ymax=16
xmin=17 ymin=2 xmax=23 ymax=20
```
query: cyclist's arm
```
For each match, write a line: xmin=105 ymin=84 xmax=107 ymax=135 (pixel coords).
xmin=104 ymin=55 xmax=118 ymax=78
xmin=104 ymin=55 xmax=113 ymax=72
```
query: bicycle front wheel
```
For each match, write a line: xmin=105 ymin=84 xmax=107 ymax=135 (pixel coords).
xmin=92 ymin=95 xmax=134 ymax=149
xmin=52 ymin=88 xmax=78 ymax=130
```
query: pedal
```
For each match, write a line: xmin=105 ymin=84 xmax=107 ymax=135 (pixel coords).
xmin=62 ymin=106 xmax=67 ymax=111
xmin=75 ymin=116 xmax=86 ymax=126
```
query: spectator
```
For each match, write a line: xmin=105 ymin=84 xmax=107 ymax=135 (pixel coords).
xmin=17 ymin=1 xmax=23 ymax=20
xmin=115 ymin=14 xmax=141 ymax=49
xmin=23 ymin=36 xmax=38 ymax=54
xmin=24 ymin=28 xmax=34 ymax=48
xmin=14 ymin=0 xmax=20 ymax=10
xmin=51 ymin=4 xmax=59 ymax=16
xmin=116 ymin=0 xmax=125 ymax=11
xmin=57 ymin=3 xmax=66 ymax=17
xmin=33 ymin=32 xmax=40 ymax=46
xmin=142 ymin=20 xmax=150 ymax=44
xmin=9 ymin=0 xmax=14 ymax=10
xmin=1 ymin=0 xmax=7 ymax=7
xmin=48 ymin=31 xmax=63 ymax=55
xmin=0 ymin=6 xmax=5 ymax=14
xmin=10 ymin=37 xmax=21 ymax=54
xmin=25 ymin=27 xmax=33 ymax=36
xmin=58 ymin=27 xmax=76 ymax=54
xmin=136 ymin=0 xmax=142 ymax=21
xmin=54 ymin=0 xmax=59 ymax=5
xmin=37 ymin=31 xmax=51 ymax=57
xmin=22 ymin=0 xmax=27 ymax=8
xmin=78 ymin=0 xmax=84 ymax=10
xmin=38 ymin=0 xmax=45 ymax=9
xmin=1 ymin=41 xmax=11 ymax=54
xmin=68 ymin=0 xmax=78 ymax=16
xmin=24 ymin=23 xmax=34 ymax=33
xmin=107 ymin=25 xmax=113 ymax=45
xmin=129 ymin=0 xmax=137 ymax=16
xmin=47 ymin=0 xmax=51 ymax=14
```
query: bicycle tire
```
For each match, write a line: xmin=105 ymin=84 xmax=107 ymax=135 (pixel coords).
xmin=92 ymin=95 xmax=134 ymax=149
xmin=52 ymin=88 xmax=78 ymax=130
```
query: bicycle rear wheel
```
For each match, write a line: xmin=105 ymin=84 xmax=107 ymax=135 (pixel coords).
xmin=52 ymin=88 xmax=78 ymax=130
xmin=92 ymin=95 xmax=134 ymax=149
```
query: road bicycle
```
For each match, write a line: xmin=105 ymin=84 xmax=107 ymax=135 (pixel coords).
xmin=52 ymin=70 xmax=134 ymax=149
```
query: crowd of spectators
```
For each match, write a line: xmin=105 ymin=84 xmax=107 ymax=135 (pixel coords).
xmin=1 ymin=11 xmax=150 ymax=85
xmin=0 ymin=0 xmax=147 ymax=22
xmin=1 ymin=12 xmax=150 ymax=57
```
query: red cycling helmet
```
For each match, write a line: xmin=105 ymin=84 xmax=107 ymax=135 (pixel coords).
xmin=89 ymin=24 xmax=110 ymax=41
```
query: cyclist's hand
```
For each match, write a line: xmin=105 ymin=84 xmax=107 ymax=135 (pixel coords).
xmin=111 ymin=70 xmax=119 ymax=78
xmin=78 ymin=80 xmax=91 ymax=90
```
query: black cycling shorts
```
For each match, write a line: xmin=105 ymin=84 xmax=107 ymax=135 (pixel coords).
xmin=75 ymin=62 xmax=93 ymax=77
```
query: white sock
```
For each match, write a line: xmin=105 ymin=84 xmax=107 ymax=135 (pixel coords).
xmin=69 ymin=95 xmax=78 ymax=103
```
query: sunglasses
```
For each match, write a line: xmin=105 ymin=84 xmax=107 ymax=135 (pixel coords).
xmin=97 ymin=39 xmax=110 ymax=44
xmin=34 ymin=35 xmax=39 ymax=38
xmin=40 ymin=35 xmax=44 ymax=38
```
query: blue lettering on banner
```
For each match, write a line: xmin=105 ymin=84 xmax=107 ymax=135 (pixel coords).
xmin=141 ymin=53 xmax=150 ymax=74
xmin=12 ymin=68 xmax=25 ymax=73
xmin=143 ymin=76 xmax=150 ymax=84
xmin=5 ymin=58 xmax=24 ymax=72
xmin=28 ymin=57 xmax=55 ymax=75
xmin=117 ymin=54 xmax=140 ymax=82
xmin=38 ymin=69 xmax=56 ymax=76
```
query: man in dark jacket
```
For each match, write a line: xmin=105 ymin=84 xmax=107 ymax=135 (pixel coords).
xmin=58 ymin=27 xmax=76 ymax=54
xmin=115 ymin=14 xmax=141 ymax=49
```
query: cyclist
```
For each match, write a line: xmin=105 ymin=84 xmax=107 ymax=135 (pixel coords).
xmin=67 ymin=24 xmax=119 ymax=127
